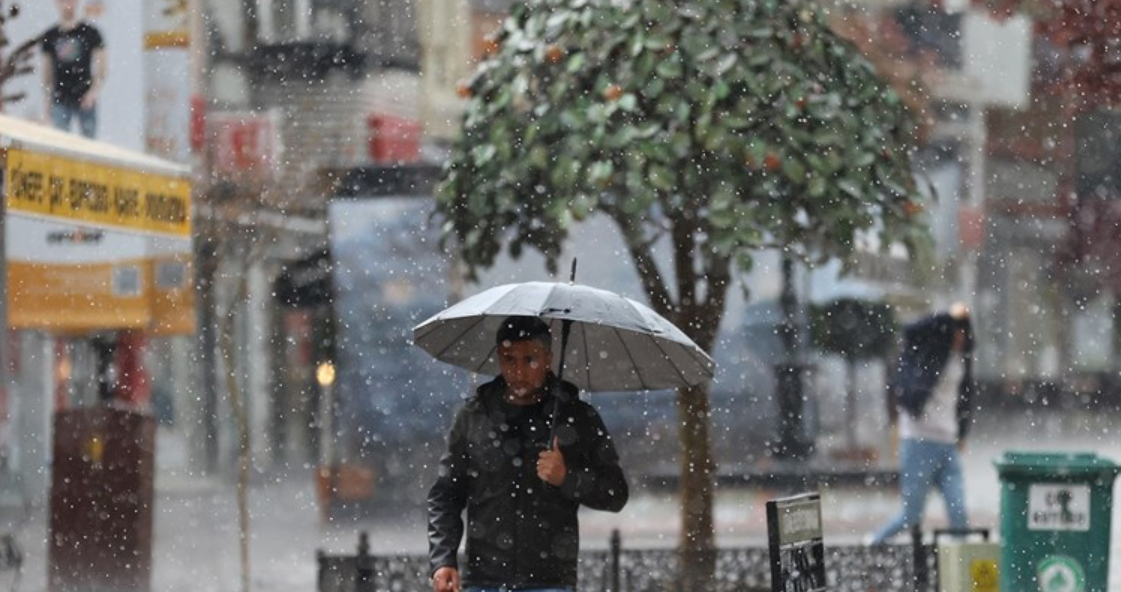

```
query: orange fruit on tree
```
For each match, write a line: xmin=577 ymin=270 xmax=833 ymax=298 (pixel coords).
xmin=763 ymin=153 xmax=782 ymax=171
xmin=603 ymin=84 xmax=624 ymax=101
xmin=481 ymin=33 xmax=501 ymax=56
xmin=902 ymin=200 xmax=923 ymax=217
xmin=545 ymin=44 xmax=564 ymax=63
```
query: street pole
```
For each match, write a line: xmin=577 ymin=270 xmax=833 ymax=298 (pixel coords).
xmin=187 ymin=0 xmax=221 ymax=474
xmin=773 ymin=254 xmax=811 ymax=460
xmin=316 ymin=361 xmax=336 ymax=468
xmin=315 ymin=360 xmax=336 ymax=521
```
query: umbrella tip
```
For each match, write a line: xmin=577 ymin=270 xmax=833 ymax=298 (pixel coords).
xmin=569 ymin=258 xmax=578 ymax=284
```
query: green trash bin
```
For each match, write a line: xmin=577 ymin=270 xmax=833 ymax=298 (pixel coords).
xmin=994 ymin=452 xmax=1120 ymax=592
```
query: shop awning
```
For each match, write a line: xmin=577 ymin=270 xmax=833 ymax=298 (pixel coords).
xmin=2 ymin=114 xmax=195 ymax=335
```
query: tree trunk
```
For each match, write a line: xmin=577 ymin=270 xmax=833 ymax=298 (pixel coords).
xmin=613 ymin=214 xmax=726 ymax=592
xmin=666 ymin=300 xmax=720 ymax=592
xmin=676 ymin=382 xmax=716 ymax=592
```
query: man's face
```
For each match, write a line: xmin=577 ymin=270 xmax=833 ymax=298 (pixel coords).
xmin=497 ymin=339 xmax=551 ymax=404
xmin=57 ymin=0 xmax=78 ymax=21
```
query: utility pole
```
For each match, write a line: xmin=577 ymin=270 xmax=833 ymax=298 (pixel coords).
xmin=187 ymin=0 xmax=221 ymax=474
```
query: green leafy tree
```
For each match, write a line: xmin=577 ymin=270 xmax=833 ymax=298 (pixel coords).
xmin=436 ymin=0 xmax=929 ymax=587
xmin=810 ymin=298 xmax=897 ymax=452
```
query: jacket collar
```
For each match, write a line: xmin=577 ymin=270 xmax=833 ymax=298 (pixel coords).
xmin=476 ymin=373 xmax=578 ymax=406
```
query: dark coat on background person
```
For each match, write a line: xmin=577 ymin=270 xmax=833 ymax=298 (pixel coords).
xmin=891 ymin=312 xmax=975 ymax=439
xmin=427 ymin=374 xmax=628 ymax=590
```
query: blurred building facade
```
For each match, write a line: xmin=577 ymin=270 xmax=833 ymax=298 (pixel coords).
xmin=0 ymin=0 xmax=199 ymax=508
xmin=806 ymin=0 xmax=1121 ymax=444
xmin=852 ymin=0 xmax=1121 ymax=410
xmin=188 ymin=0 xmax=427 ymax=476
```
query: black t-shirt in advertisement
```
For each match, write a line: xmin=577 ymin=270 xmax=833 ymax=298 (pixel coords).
xmin=41 ymin=23 xmax=104 ymax=107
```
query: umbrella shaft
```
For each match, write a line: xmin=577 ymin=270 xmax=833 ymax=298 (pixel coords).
xmin=550 ymin=318 xmax=574 ymax=440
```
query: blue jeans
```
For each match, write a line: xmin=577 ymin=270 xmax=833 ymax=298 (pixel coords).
xmin=466 ymin=588 xmax=574 ymax=592
xmin=50 ymin=103 xmax=97 ymax=139
xmin=871 ymin=438 xmax=967 ymax=544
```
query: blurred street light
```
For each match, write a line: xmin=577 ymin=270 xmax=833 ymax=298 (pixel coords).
xmin=316 ymin=361 xmax=336 ymax=467
xmin=316 ymin=361 xmax=336 ymax=388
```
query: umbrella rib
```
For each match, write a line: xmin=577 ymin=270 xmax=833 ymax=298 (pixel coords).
xmin=429 ymin=315 xmax=490 ymax=364
xmin=647 ymin=331 xmax=695 ymax=389
xmin=473 ymin=345 xmax=497 ymax=375
xmin=613 ymin=326 xmax=647 ymax=390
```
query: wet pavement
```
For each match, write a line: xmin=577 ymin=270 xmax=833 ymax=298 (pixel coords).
xmin=0 ymin=410 xmax=1117 ymax=591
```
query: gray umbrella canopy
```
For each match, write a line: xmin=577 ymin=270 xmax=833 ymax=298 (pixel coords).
xmin=412 ymin=281 xmax=715 ymax=392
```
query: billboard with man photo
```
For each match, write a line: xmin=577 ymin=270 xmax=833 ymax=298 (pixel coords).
xmin=4 ymin=0 xmax=146 ymax=150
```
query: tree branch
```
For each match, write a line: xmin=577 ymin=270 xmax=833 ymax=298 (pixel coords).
xmin=695 ymin=252 xmax=731 ymax=351
xmin=607 ymin=207 xmax=674 ymax=316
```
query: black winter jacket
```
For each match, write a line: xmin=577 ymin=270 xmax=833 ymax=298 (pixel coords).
xmin=892 ymin=312 xmax=975 ymax=439
xmin=427 ymin=374 xmax=628 ymax=589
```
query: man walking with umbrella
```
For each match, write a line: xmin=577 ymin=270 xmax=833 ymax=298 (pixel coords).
xmin=427 ymin=315 xmax=629 ymax=592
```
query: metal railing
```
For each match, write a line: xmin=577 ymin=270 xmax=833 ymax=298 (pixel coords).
xmin=317 ymin=525 xmax=994 ymax=592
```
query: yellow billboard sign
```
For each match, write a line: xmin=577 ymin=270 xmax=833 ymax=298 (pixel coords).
xmin=7 ymin=148 xmax=189 ymax=236
xmin=5 ymin=147 xmax=194 ymax=334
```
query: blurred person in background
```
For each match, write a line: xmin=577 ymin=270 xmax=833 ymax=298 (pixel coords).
xmin=869 ymin=303 xmax=975 ymax=545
